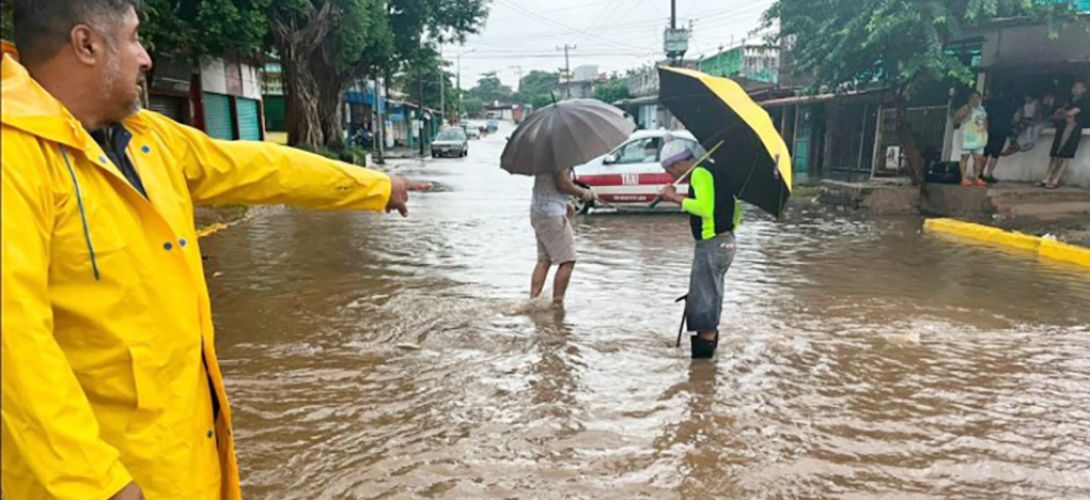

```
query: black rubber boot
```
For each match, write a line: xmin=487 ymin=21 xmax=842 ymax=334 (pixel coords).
xmin=690 ymin=333 xmax=718 ymax=359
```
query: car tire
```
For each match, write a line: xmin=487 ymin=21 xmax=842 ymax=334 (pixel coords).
xmin=571 ymin=182 xmax=595 ymax=215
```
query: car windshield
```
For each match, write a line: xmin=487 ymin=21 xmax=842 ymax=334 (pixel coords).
xmin=437 ymin=129 xmax=465 ymax=141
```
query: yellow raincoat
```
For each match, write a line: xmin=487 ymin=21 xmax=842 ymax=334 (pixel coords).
xmin=1 ymin=54 xmax=390 ymax=499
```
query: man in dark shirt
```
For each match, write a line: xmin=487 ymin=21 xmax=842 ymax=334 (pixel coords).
xmin=1041 ymin=81 xmax=1088 ymax=188
xmin=981 ymin=89 xmax=1020 ymax=183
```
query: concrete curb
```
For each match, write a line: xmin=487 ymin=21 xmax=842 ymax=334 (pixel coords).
xmin=923 ymin=218 xmax=1090 ymax=267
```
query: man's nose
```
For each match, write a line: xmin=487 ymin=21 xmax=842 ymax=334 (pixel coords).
xmin=138 ymin=44 xmax=153 ymax=72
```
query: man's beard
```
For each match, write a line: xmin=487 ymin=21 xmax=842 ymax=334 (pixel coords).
xmin=102 ymin=57 xmax=143 ymax=122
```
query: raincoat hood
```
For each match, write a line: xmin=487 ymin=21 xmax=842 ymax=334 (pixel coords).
xmin=1 ymin=54 xmax=150 ymax=149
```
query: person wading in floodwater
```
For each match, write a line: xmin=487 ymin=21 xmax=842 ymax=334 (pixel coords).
xmin=1 ymin=1 xmax=429 ymax=498
xmin=657 ymin=144 xmax=743 ymax=359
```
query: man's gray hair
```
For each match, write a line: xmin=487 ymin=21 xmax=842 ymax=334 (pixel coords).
xmin=13 ymin=0 xmax=141 ymax=66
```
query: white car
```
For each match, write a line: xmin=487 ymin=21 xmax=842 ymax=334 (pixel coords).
xmin=572 ymin=129 xmax=700 ymax=213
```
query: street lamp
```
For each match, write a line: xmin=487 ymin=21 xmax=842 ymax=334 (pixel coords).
xmin=455 ymin=48 xmax=476 ymax=119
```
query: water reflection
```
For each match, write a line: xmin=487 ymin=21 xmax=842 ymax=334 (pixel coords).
xmin=200 ymin=125 xmax=1090 ymax=498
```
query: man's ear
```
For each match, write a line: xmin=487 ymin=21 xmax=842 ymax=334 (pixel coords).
xmin=70 ymin=25 xmax=103 ymax=66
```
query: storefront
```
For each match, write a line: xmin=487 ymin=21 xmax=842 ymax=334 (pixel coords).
xmin=946 ymin=20 xmax=1090 ymax=186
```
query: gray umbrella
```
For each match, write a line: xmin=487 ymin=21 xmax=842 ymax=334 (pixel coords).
xmin=500 ymin=98 xmax=636 ymax=176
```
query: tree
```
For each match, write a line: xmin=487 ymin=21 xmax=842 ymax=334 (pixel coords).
xmin=141 ymin=0 xmax=269 ymax=64
xmin=592 ymin=78 xmax=630 ymax=104
xmin=1 ymin=1 xmax=13 ymax=41
xmin=395 ymin=46 xmax=457 ymax=119
xmin=469 ymin=71 xmax=512 ymax=103
xmin=764 ymin=0 xmax=1077 ymax=185
xmin=519 ymin=70 xmax=559 ymax=101
xmin=530 ymin=93 xmax=554 ymax=110
xmin=462 ymin=97 xmax=484 ymax=116
xmin=268 ymin=0 xmax=487 ymax=148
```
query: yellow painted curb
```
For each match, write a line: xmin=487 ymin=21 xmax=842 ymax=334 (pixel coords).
xmin=924 ymin=218 xmax=1090 ymax=267
xmin=196 ymin=222 xmax=229 ymax=238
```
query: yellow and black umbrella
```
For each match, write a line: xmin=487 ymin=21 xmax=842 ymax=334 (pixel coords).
xmin=658 ymin=66 xmax=792 ymax=217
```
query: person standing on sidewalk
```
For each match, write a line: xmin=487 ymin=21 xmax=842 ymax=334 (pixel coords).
xmin=529 ymin=169 xmax=594 ymax=306
xmin=658 ymin=146 xmax=742 ymax=359
xmin=1 ymin=1 xmax=429 ymax=499
xmin=954 ymin=91 xmax=989 ymax=187
xmin=1040 ymin=81 xmax=1088 ymax=189
xmin=980 ymin=89 xmax=1019 ymax=183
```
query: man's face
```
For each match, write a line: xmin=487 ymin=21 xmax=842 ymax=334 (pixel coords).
xmin=969 ymin=93 xmax=981 ymax=107
xmin=663 ymin=158 xmax=694 ymax=180
xmin=98 ymin=7 xmax=152 ymax=122
xmin=1074 ymin=82 xmax=1087 ymax=97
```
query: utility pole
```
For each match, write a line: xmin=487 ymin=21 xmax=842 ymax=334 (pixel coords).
xmin=455 ymin=48 xmax=475 ymax=120
xmin=374 ymin=76 xmax=385 ymax=165
xmin=418 ymin=60 xmax=425 ymax=157
xmin=439 ymin=46 xmax=445 ymax=127
xmin=664 ymin=0 xmax=688 ymax=65
xmin=509 ymin=65 xmax=523 ymax=93
xmin=557 ymin=44 xmax=576 ymax=98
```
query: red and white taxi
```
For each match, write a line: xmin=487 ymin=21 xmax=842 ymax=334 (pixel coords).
xmin=572 ymin=129 xmax=700 ymax=213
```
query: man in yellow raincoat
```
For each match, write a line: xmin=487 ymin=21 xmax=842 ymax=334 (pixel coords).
xmin=1 ymin=1 xmax=429 ymax=498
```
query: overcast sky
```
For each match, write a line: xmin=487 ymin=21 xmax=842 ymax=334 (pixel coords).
xmin=447 ymin=0 xmax=778 ymax=92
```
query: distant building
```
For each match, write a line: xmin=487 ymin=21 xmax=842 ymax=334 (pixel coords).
xmin=561 ymin=64 xmax=603 ymax=99
xmin=699 ymin=44 xmax=780 ymax=84
xmin=618 ymin=60 xmax=699 ymax=130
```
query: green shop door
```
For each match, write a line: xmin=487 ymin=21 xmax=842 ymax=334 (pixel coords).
xmin=203 ymin=92 xmax=235 ymax=140
xmin=236 ymin=97 xmax=262 ymax=141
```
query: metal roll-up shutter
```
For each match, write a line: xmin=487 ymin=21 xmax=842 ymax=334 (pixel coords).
xmin=203 ymin=92 xmax=235 ymax=139
xmin=236 ymin=97 xmax=261 ymax=141
xmin=148 ymin=95 xmax=189 ymax=124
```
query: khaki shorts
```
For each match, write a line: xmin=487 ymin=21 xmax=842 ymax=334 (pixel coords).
xmin=531 ymin=212 xmax=576 ymax=264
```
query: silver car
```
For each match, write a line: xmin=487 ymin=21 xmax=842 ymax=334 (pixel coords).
xmin=431 ymin=127 xmax=468 ymax=158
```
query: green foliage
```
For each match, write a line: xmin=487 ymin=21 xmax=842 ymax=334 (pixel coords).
xmin=1 ymin=1 xmax=13 ymax=41
xmin=519 ymin=70 xmax=559 ymax=98
xmin=462 ymin=96 xmax=484 ymax=115
xmin=764 ymin=0 xmax=1079 ymax=94
xmin=592 ymin=78 xmax=630 ymax=104
xmin=468 ymin=71 xmax=513 ymax=103
xmin=141 ymin=0 xmax=270 ymax=63
xmin=395 ymin=46 xmax=457 ymax=115
xmin=530 ymin=93 xmax=554 ymax=110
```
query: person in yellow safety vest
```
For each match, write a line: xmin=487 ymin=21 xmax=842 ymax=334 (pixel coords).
xmin=1 ymin=1 xmax=430 ymax=499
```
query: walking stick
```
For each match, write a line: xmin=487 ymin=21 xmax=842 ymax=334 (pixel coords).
xmin=674 ymin=294 xmax=688 ymax=348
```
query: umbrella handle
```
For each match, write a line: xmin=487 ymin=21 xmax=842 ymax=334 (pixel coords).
xmin=649 ymin=140 xmax=724 ymax=208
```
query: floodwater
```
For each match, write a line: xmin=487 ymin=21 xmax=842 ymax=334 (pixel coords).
xmin=201 ymin=125 xmax=1090 ymax=498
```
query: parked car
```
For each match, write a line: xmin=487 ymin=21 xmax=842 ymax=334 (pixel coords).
xmin=431 ymin=127 xmax=469 ymax=158
xmin=461 ymin=123 xmax=481 ymax=139
xmin=572 ymin=129 xmax=700 ymax=213
xmin=486 ymin=119 xmax=499 ymax=132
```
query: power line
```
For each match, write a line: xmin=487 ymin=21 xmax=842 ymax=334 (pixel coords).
xmin=494 ymin=0 xmax=654 ymax=52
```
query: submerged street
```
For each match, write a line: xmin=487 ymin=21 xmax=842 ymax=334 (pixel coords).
xmin=200 ymin=126 xmax=1090 ymax=498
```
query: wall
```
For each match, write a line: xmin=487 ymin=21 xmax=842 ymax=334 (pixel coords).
xmin=949 ymin=129 xmax=1090 ymax=186
xmin=200 ymin=58 xmax=228 ymax=94
xmin=978 ymin=23 xmax=1090 ymax=67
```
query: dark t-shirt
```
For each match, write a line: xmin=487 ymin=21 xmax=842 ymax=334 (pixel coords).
xmin=984 ymin=97 xmax=1019 ymax=135
xmin=1066 ymin=94 xmax=1090 ymax=128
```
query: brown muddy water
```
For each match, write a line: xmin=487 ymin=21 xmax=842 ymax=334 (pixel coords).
xmin=200 ymin=126 xmax=1090 ymax=499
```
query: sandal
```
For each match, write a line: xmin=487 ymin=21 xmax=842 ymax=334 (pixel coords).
xmin=691 ymin=332 xmax=719 ymax=359
xmin=1044 ymin=183 xmax=1059 ymax=190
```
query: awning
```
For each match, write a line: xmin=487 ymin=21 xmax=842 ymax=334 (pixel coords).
xmin=759 ymin=88 xmax=885 ymax=107
xmin=615 ymin=95 xmax=659 ymax=107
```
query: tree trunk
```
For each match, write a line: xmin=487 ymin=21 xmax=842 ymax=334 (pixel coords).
xmin=280 ymin=48 xmax=325 ymax=148
xmin=316 ymin=77 xmax=348 ymax=149
xmin=893 ymin=88 xmax=925 ymax=186
xmin=270 ymin=1 xmax=341 ymax=148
